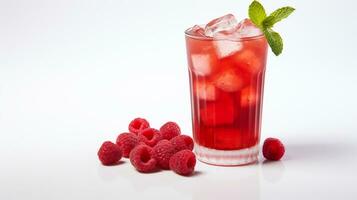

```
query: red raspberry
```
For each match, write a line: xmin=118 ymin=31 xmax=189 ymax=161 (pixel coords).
xmin=129 ymin=145 xmax=157 ymax=173
xmin=138 ymin=128 xmax=162 ymax=147
xmin=169 ymin=150 xmax=196 ymax=176
xmin=263 ymin=138 xmax=285 ymax=161
xmin=97 ymin=141 xmax=122 ymax=165
xmin=152 ymin=140 xmax=176 ymax=169
xmin=116 ymin=132 xmax=139 ymax=158
xmin=128 ymin=117 xmax=150 ymax=134
xmin=160 ymin=121 xmax=181 ymax=140
xmin=170 ymin=135 xmax=194 ymax=152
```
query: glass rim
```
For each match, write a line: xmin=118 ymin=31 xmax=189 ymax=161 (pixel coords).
xmin=184 ymin=27 xmax=265 ymax=42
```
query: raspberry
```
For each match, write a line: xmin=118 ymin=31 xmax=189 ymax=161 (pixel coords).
xmin=160 ymin=121 xmax=181 ymax=140
xmin=169 ymin=150 xmax=196 ymax=176
xmin=97 ymin=141 xmax=122 ymax=165
xmin=138 ymin=128 xmax=162 ymax=147
xmin=116 ymin=132 xmax=139 ymax=158
xmin=152 ymin=140 xmax=176 ymax=169
xmin=170 ymin=135 xmax=194 ymax=152
xmin=128 ymin=117 xmax=150 ymax=134
xmin=263 ymin=138 xmax=285 ymax=161
xmin=129 ymin=145 xmax=157 ymax=173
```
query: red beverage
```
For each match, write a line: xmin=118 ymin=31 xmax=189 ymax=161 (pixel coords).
xmin=185 ymin=16 xmax=268 ymax=165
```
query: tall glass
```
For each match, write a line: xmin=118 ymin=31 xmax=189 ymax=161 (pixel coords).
xmin=185 ymin=28 xmax=268 ymax=166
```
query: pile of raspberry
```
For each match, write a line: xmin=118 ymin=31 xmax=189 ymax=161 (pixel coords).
xmin=97 ymin=118 xmax=196 ymax=176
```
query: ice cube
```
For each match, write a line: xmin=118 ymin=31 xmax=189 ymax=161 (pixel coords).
xmin=243 ymin=36 xmax=268 ymax=55
xmin=188 ymin=25 xmax=205 ymax=36
xmin=241 ymin=86 xmax=258 ymax=107
xmin=204 ymin=14 xmax=243 ymax=58
xmin=236 ymin=19 xmax=262 ymax=38
xmin=190 ymin=54 xmax=215 ymax=76
xmin=233 ymin=49 xmax=263 ymax=74
xmin=212 ymin=128 xmax=243 ymax=149
xmin=213 ymin=68 xmax=245 ymax=92
xmin=214 ymin=40 xmax=242 ymax=58
xmin=195 ymin=81 xmax=219 ymax=101
xmin=204 ymin=14 xmax=239 ymax=37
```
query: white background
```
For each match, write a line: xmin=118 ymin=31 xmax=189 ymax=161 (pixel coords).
xmin=1 ymin=0 xmax=356 ymax=199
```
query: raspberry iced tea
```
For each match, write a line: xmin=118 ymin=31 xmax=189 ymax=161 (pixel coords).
xmin=185 ymin=15 xmax=268 ymax=165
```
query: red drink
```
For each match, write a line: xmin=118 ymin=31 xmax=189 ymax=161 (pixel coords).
xmin=185 ymin=16 xmax=268 ymax=165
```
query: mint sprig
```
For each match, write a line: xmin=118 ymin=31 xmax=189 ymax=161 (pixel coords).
xmin=248 ymin=1 xmax=266 ymax=28
xmin=263 ymin=29 xmax=283 ymax=56
xmin=263 ymin=7 xmax=295 ymax=28
xmin=248 ymin=1 xmax=295 ymax=56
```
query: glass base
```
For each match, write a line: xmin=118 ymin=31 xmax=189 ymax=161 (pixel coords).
xmin=194 ymin=143 xmax=259 ymax=166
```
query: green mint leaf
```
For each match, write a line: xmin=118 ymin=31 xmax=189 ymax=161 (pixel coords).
xmin=263 ymin=29 xmax=283 ymax=56
xmin=248 ymin=1 xmax=295 ymax=56
xmin=262 ymin=6 xmax=295 ymax=28
xmin=248 ymin=0 xmax=267 ymax=28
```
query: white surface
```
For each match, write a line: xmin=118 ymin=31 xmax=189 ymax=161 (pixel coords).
xmin=1 ymin=0 xmax=357 ymax=199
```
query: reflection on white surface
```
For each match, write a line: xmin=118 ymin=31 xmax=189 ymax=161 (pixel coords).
xmin=286 ymin=142 xmax=355 ymax=162
xmin=187 ymin=166 xmax=260 ymax=200
xmin=97 ymin=161 xmax=126 ymax=182
xmin=94 ymin=141 xmax=357 ymax=200
xmin=261 ymin=160 xmax=285 ymax=183
xmin=98 ymin=160 xmax=262 ymax=200
xmin=115 ymin=168 xmax=179 ymax=191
